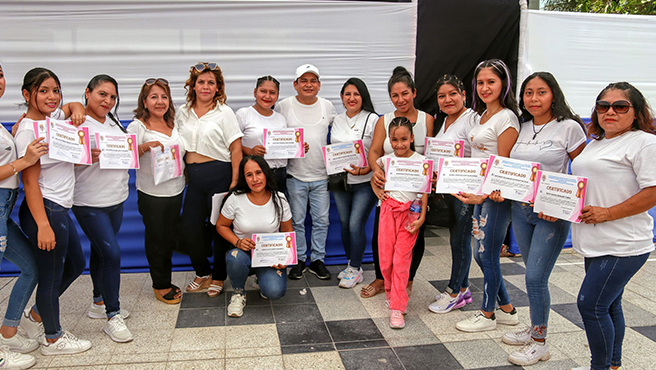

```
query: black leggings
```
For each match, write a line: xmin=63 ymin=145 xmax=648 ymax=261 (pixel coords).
xmin=372 ymin=206 xmax=425 ymax=281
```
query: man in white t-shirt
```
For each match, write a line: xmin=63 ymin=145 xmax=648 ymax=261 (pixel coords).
xmin=276 ymin=64 xmax=336 ymax=280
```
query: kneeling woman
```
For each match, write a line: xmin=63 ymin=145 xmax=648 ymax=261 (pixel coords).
xmin=217 ymin=156 xmax=292 ymax=318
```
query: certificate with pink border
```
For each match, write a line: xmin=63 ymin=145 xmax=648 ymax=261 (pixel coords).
xmin=424 ymin=138 xmax=465 ymax=161
xmin=32 ymin=120 xmax=56 ymax=165
xmin=45 ymin=117 xmax=91 ymax=165
xmin=95 ymin=133 xmax=139 ymax=169
xmin=263 ymin=128 xmax=304 ymax=159
xmin=151 ymin=144 xmax=183 ymax=186
xmin=384 ymin=157 xmax=433 ymax=194
xmin=434 ymin=157 xmax=489 ymax=195
xmin=321 ymin=140 xmax=367 ymax=175
xmin=533 ymin=171 xmax=587 ymax=223
xmin=251 ymin=232 xmax=297 ymax=268
xmin=481 ymin=155 xmax=540 ymax=202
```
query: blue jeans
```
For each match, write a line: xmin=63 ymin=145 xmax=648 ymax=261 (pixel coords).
xmin=286 ymin=176 xmax=330 ymax=263
xmin=0 ymin=189 xmax=38 ymax=327
xmin=19 ymin=199 xmax=85 ymax=340
xmin=72 ymin=203 xmax=124 ymax=319
xmin=446 ymin=195 xmax=474 ymax=294
xmin=225 ymin=248 xmax=287 ymax=300
xmin=578 ymin=253 xmax=649 ymax=370
xmin=511 ymin=202 xmax=569 ymax=339
xmin=472 ymin=198 xmax=512 ymax=312
xmin=332 ymin=182 xmax=377 ymax=269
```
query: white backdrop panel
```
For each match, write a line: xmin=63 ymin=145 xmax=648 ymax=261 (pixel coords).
xmin=521 ymin=10 xmax=656 ymax=118
xmin=0 ymin=1 xmax=417 ymax=122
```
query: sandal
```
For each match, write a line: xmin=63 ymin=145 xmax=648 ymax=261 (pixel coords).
xmin=207 ymin=284 xmax=223 ymax=298
xmin=186 ymin=274 xmax=212 ymax=292
xmin=154 ymin=288 xmax=181 ymax=305
xmin=360 ymin=281 xmax=384 ymax=298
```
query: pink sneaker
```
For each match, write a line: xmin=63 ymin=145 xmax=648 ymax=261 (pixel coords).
xmin=462 ymin=287 xmax=473 ymax=304
xmin=390 ymin=310 xmax=405 ymax=329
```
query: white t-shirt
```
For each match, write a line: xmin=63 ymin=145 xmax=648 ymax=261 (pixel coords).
xmin=176 ymin=103 xmax=243 ymax=162
xmin=73 ymin=115 xmax=130 ymax=207
xmin=236 ymin=106 xmax=288 ymax=169
xmin=510 ymin=119 xmax=586 ymax=174
xmin=382 ymin=111 xmax=428 ymax=155
xmin=434 ymin=108 xmax=478 ymax=158
xmin=330 ymin=110 xmax=377 ymax=184
xmin=127 ymin=119 xmax=186 ymax=197
xmin=571 ymin=130 xmax=656 ymax=258
xmin=15 ymin=110 xmax=76 ymax=208
xmin=469 ymin=108 xmax=520 ymax=158
xmin=221 ymin=192 xmax=292 ymax=240
xmin=377 ymin=151 xmax=426 ymax=204
xmin=0 ymin=126 xmax=19 ymax=190
xmin=276 ymin=96 xmax=336 ymax=182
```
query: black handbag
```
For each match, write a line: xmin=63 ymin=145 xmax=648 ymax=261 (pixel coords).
xmin=327 ymin=112 xmax=375 ymax=192
xmin=426 ymin=193 xmax=456 ymax=229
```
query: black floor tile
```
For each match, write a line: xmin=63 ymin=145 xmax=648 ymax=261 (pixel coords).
xmin=551 ymin=303 xmax=584 ymax=329
xmin=326 ymin=318 xmax=384 ymax=343
xmin=476 ymin=366 xmax=521 ymax=369
xmin=335 ymin=339 xmax=389 ymax=350
xmin=225 ymin=304 xmax=274 ymax=326
xmin=339 ymin=348 xmax=405 ymax=370
xmin=305 ymin=271 xmax=338 ymax=287
xmin=423 ymin=249 xmax=434 ymax=256
xmin=180 ymin=292 xmax=226 ymax=309
xmin=460 ymin=292 xmax=483 ymax=312
xmin=277 ymin=321 xmax=332 ymax=346
xmin=429 ymin=279 xmax=449 ymax=293
xmin=271 ymin=287 xmax=315 ymax=305
xmin=239 ymin=289 xmax=272 ymax=306
xmin=281 ymin=343 xmax=336 ymax=354
xmin=327 ymin=264 xmax=347 ymax=274
xmin=425 ymin=229 xmax=440 ymax=238
xmin=500 ymin=262 xmax=527 ymax=276
xmin=361 ymin=263 xmax=375 ymax=271
xmin=394 ymin=344 xmax=464 ymax=370
xmin=273 ymin=303 xmax=324 ymax=323
xmin=506 ymin=288 xmax=530 ymax=307
xmin=175 ymin=308 xmax=225 ymax=328
xmin=286 ymin=275 xmax=309 ymax=288
xmin=632 ymin=326 xmax=656 ymax=342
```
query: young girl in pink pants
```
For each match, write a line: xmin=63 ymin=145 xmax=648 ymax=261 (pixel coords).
xmin=372 ymin=117 xmax=428 ymax=329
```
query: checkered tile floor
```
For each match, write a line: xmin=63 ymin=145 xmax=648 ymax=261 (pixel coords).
xmin=5 ymin=226 xmax=656 ymax=369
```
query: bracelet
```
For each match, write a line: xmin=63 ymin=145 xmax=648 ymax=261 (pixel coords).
xmin=8 ymin=162 xmax=17 ymax=176
xmin=358 ymin=167 xmax=361 ymax=175
xmin=235 ymin=238 xmax=241 ymax=248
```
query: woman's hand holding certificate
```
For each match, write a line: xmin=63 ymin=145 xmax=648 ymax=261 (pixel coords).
xmin=251 ymin=232 xmax=297 ymax=268
xmin=41 ymin=117 xmax=92 ymax=165
xmin=95 ymin=133 xmax=139 ymax=169
xmin=480 ymin=155 xmax=540 ymax=202
xmin=322 ymin=140 xmax=367 ymax=175
xmin=384 ymin=158 xmax=433 ymax=193
xmin=533 ymin=171 xmax=587 ymax=223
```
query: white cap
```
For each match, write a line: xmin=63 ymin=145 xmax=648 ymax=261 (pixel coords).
xmin=294 ymin=64 xmax=320 ymax=80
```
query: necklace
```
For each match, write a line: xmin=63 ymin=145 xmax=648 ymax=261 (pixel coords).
xmin=482 ymin=106 xmax=502 ymax=123
xmin=531 ymin=117 xmax=554 ymax=140
xmin=346 ymin=111 xmax=361 ymax=129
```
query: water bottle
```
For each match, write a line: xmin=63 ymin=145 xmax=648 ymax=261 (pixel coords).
xmin=405 ymin=194 xmax=423 ymax=231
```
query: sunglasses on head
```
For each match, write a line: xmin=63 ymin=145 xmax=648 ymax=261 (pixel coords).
xmin=192 ymin=62 xmax=219 ymax=73
xmin=595 ymin=100 xmax=632 ymax=114
xmin=145 ymin=78 xmax=169 ymax=86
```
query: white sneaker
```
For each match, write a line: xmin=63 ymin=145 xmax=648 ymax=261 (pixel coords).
xmin=496 ymin=308 xmax=519 ymax=326
xmin=508 ymin=338 xmax=551 ymax=366
xmin=0 ymin=332 xmax=38 ymax=354
xmin=502 ymin=327 xmax=531 ymax=345
xmin=455 ymin=311 xmax=496 ymax=332
xmin=337 ymin=261 xmax=351 ymax=279
xmin=0 ymin=345 xmax=36 ymax=369
xmin=19 ymin=309 xmax=43 ymax=342
xmin=40 ymin=331 xmax=91 ymax=356
xmin=338 ymin=266 xmax=363 ymax=289
xmin=227 ymin=294 xmax=246 ymax=318
xmin=570 ymin=367 xmax=589 ymax=370
xmin=103 ymin=315 xmax=133 ymax=343
xmin=87 ymin=302 xmax=130 ymax=319
xmin=428 ymin=291 xmax=465 ymax=314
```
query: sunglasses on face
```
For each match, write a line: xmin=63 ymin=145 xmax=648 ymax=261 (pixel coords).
xmin=192 ymin=62 xmax=219 ymax=73
xmin=145 ymin=78 xmax=169 ymax=86
xmin=595 ymin=100 xmax=633 ymax=114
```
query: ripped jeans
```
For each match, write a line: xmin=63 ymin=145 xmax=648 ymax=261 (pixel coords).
xmin=512 ymin=201 xmax=570 ymax=339
xmin=472 ymin=198 xmax=512 ymax=313
xmin=225 ymin=248 xmax=287 ymax=300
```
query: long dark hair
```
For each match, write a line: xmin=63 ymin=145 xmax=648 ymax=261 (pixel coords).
xmin=471 ymin=59 xmax=519 ymax=117
xmin=85 ymin=74 xmax=127 ymax=133
xmin=588 ymin=82 xmax=656 ymax=140
xmin=341 ymin=77 xmax=377 ymax=115
xmin=518 ymin=72 xmax=584 ymax=131
xmin=21 ymin=67 xmax=62 ymax=114
xmin=388 ymin=116 xmax=415 ymax=152
xmin=223 ymin=156 xmax=286 ymax=224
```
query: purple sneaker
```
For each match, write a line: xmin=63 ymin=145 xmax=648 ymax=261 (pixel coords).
xmin=428 ymin=292 xmax=465 ymax=313
xmin=462 ymin=287 xmax=473 ymax=304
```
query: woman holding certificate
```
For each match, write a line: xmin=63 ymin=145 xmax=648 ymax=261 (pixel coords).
xmin=72 ymin=75 xmax=132 ymax=343
xmin=217 ymin=156 xmax=292 ymax=318
xmin=15 ymin=67 xmax=92 ymax=355
xmin=177 ymin=62 xmax=243 ymax=298
xmin=570 ymin=82 xmax=656 ymax=370
xmin=363 ymin=67 xmax=434 ymax=298
xmin=427 ymin=74 xmax=477 ymax=314
xmin=454 ymin=59 xmax=520 ymax=333
xmin=127 ymin=78 xmax=185 ymax=305
xmin=236 ymin=76 xmax=288 ymax=192
xmin=331 ymin=78 xmax=378 ymax=289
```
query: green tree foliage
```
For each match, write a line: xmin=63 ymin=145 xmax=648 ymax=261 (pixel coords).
xmin=544 ymin=0 xmax=656 ymax=14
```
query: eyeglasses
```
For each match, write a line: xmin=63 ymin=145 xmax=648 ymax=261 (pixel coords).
xmin=595 ymin=100 xmax=633 ymax=114
xmin=145 ymin=78 xmax=169 ymax=86
xmin=192 ymin=62 xmax=219 ymax=73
